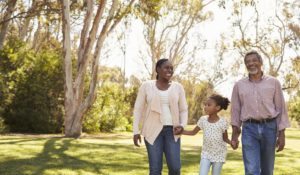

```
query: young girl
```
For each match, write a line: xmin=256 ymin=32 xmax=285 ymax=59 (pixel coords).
xmin=175 ymin=94 xmax=231 ymax=175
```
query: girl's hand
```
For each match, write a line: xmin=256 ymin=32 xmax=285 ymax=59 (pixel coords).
xmin=173 ymin=126 xmax=183 ymax=135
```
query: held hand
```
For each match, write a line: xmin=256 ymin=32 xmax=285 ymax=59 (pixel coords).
xmin=173 ymin=126 xmax=183 ymax=135
xmin=231 ymin=126 xmax=241 ymax=150
xmin=231 ymin=139 xmax=239 ymax=150
xmin=133 ymin=134 xmax=141 ymax=147
xmin=276 ymin=131 xmax=285 ymax=152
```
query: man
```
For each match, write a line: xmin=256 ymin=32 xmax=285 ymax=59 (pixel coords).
xmin=230 ymin=50 xmax=290 ymax=175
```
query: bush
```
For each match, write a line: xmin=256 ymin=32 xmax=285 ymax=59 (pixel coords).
xmin=83 ymin=83 xmax=136 ymax=133
xmin=0 ymin=38 xmax=64 ymax=133
xmin=288 ymin=96 xmax=300 ymax=127
xmin=0 ymin=117 xmax=8 ymax=133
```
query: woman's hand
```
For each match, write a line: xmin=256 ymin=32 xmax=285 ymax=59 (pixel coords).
xmin=133 ymin=134 xmax=142 ymax=147
xmin=173 ymin=126 xmax=183 ymax=135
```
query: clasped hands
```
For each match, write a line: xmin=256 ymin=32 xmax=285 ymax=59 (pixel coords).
xmin=230 ymin=139 xmax=239 ymax=150
xmin=173 ymin=125 xmax=183 ymax=135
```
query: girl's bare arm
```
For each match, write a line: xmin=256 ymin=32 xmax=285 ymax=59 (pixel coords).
xmin=223 ymin=130 xmax=231 ymax=144
xmin=182 ymin=126 xmax=201 ymax=136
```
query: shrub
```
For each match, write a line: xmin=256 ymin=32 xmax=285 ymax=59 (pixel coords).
xmin=83 ymin=83 xmax=136 ymax=133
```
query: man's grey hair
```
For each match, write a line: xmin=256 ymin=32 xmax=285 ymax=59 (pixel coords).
xmin=244 ymin=50 xmax=263 ymax=64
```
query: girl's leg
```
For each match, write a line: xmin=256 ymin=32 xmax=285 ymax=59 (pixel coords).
xmin=199 ymin=158 xmax=211 ymax=175
xmin=211 ymin=162 xmax=224 ymax=175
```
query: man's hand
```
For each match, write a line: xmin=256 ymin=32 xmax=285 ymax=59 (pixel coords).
xmin=173 ymin=126 xmax=183 ymax=135
xmin=231 ymin=139 xmax=239 ymax=150
xmin=231 ymin=126 xmax=241 ymax=150
xmin=133 ymin=134 xmax=141 ymax=147
xmin=276 ymin=130 xmax=285 ymax=152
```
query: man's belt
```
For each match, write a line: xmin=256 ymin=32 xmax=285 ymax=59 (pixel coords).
xmin=245 ymin=117 xmax=276 ymax=124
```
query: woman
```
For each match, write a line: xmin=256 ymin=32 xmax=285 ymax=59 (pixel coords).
xmin=133 ymin=58 xmax=188 ymax=175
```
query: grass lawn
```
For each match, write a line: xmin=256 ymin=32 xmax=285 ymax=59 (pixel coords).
xmin=0 ymin=128 xmax=300 ymax=175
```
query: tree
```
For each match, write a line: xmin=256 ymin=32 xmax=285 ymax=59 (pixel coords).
xmin=282 ymin=0 xmax=300 ymax=92
xmin=229 ymin=0 xmax=297 ymax=77
xmin=0 ymin=0 xmax=65 ymax=51
xmin=136 ymin=0 xmax=215 ymax=79
xmin=0 ymin=0 xmax=17 ymax=50
xmin=18 ymin=0 xmax=34 ymax=41
xmin=61 ymin=0 xmax=136 ymax=138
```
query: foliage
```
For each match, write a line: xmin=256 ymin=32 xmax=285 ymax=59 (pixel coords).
xmin=179 ymin=78 xmax=214 ymax=124
xmin=83 ymin=80 xmax=138 ymax=133
xmin=134 ymin=0 xmax=162 ymax=20
xmin=0 ymin=36 xmax=64 ymax=133
xmin=288 ymin=96 xmax=300 ymax=126
xmin=284 ymin=57 xmax=300 ymax=93
xmin=82 ymin=66 xmax=139 ymax=133
xmin=0 ymin=117 xmax=7 ymax=133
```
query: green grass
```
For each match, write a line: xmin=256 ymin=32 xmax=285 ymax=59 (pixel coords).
xmin=0 ymin=128 xmax=300 ymax=175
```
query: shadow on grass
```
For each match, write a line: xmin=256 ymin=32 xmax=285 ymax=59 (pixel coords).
xmin=0 ymin=137 xmax=152 ymax=175
xmin=80 ymin=133 xmax=131 ymax=140
xmin=0 ymin=138 xmax=46 ymax=145
xmin=64 ymin=141 xmax=149 ymax=174
xmin=0 ymin=138 xmax=103 ymax=175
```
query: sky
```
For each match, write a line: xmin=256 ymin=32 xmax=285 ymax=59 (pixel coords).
xmin=99 ymin=0 xmax=294 ymax=99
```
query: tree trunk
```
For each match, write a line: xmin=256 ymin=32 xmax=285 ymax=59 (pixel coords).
xmin=31 ymin=20 xmax=41 ymax=51
xmin=19 ymin=17 xmax=31 ymax=41
xmin=19 ymin=0 xmax=37 ymax=41
xmin=61 ymin=0 xmax=136 ymax=138
xmin=61 ymin=0 xmax=77 ymax=137
xmin=64 ymin=103 xmax=83 ymax=138
xmin=0 ymin=0 xmax=17 ymax=50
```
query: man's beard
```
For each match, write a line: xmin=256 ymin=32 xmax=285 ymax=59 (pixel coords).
xmin=248 ymin=68 xmax=259 ymax=75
